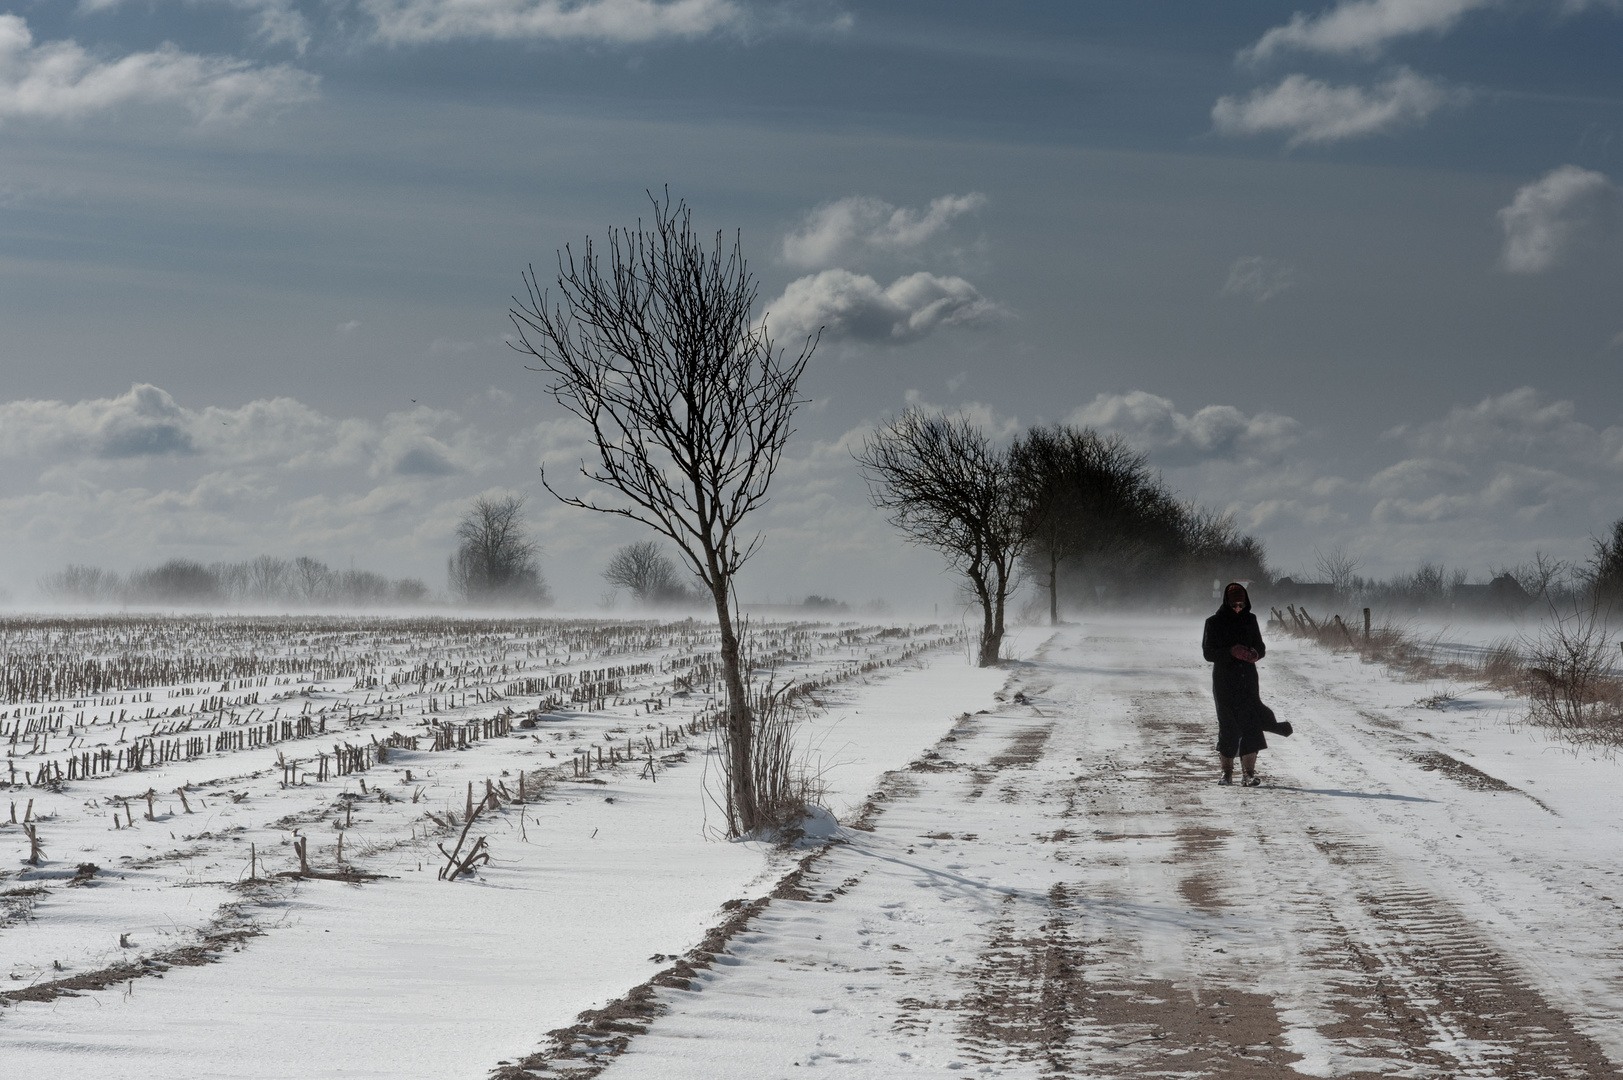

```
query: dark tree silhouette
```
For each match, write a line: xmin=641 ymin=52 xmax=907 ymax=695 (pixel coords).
xmin=857 ymin=409 xmax=1025 ymax=667
xmin=1010 ymin=425 xmax=1146 ymax=625
xmin=1589 ymin=518 xmax=1623 ymax=609
xmin=509 ymin=192 xmax=816 ymax=835
xmin=1006 ymin=423 xmax=1268 ymax=610
xmin=292 ymin=556 xmax=332 ymax=604
xmin=602 ymin=540 xmax=697 ymax=607
xmin=127 ymin=560 xmax=221 ymax=604
xmin=448 ymin=495 xmax=549 ymax=606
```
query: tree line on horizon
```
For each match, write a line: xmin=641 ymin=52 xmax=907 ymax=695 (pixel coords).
xmin=1298 ymin=524 xmax=1623 ymax=618
xmin=39 ymin=555 xmax=430 ymax=608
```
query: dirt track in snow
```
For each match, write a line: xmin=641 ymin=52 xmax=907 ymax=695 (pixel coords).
xmin=582 ymin=623 xmax=1623 ymax=1080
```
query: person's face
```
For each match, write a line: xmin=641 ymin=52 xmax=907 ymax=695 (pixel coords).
xmin=1229 ymin=599 xmax=1244 ymax=613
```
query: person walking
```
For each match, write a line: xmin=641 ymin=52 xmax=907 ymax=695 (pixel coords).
xmin=1201 ymin=581 xmax=1288 ymax=786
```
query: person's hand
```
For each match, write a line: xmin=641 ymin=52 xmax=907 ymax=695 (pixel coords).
xmin=1230 ymin=644 xmax=1258 ymax=663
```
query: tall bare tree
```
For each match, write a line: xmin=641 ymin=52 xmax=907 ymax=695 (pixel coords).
xmin=856 ymin=409 xmax=1025 ymax=667
xmin=509 ymin=193 xmax=816 ymax=835
xmin=448 ymin=494 xmax=549 ymax=605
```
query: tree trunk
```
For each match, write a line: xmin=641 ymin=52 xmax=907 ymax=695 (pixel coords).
xmin=1048 ymin=546 xmax=1059 ymax=626
xmin=991 ymin=560 xmax=1008 ymax=664
xmin=973 ymin=573 xmax=1000 ymax=667
xmin=711 ymin=580 xmax=757 ymax=834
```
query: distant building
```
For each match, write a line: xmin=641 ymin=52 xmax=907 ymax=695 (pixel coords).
xmin=1451 ymin=573 xmax=1534 ymax=616
xmin=1263 ymin=577 xmax=1338 ymax=609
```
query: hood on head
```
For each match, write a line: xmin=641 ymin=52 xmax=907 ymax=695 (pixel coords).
xmin=1221 ymin=581 xmax=1251 ymax=614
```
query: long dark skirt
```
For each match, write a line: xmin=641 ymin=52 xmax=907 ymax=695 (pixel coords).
xmin=1212 ymin=661 xmax=1274 ymax=758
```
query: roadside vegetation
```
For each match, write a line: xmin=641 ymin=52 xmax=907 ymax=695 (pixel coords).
xmin=1266 ymin=521 xmax=1623 ymax=752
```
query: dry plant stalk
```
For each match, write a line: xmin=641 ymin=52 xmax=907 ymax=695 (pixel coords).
xmin=712 ymin=678 xmax=827 ymax=836
xmin=437 ymin=801 xmax=491 ymax=881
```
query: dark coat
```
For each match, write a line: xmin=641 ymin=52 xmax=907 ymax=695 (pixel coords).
xmin=1202 ymin=583 xmax=1273 ymax=756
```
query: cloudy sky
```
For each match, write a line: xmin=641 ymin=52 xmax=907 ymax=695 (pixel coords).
xmin=1 ymin=0 xmax=1621 ymax=609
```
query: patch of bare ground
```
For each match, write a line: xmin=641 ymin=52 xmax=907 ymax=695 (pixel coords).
xmin=1410 ymin=750 xmax=1556 ymax=811
xmin=964 ymin=722 xmax=1055 ymax=803
xmin=990 ymin=725 xmax=1054 ymax=769
xmin=0 ymin=898 xmax=263 ymax=1008
xmin=1175 ymin=827 xmax=1230 ymax=912
xmin=931 ymin=881 xmax=1306 ymax=1078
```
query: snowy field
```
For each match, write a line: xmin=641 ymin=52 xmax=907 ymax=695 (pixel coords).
xmin=4 ymin=614 xmax=1622 ymax=1079
xmin=0 ymin=615 xmax=997 ymax=1078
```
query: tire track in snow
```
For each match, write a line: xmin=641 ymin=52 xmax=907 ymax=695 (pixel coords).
xmin=1097 ymin=673 xmax=1617 ymax=1078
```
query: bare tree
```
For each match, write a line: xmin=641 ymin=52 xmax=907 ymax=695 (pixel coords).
xmin=291 ymin=556 xmax=332 ymax=604
xmin=603 ymin=540 xmax=697 ymax=607
xmin=336 ymin=569 xmax=393 ymax=606
xmin=1587 ymin=518 xmax=1623 ymax=611
xmin=1512 ymin=552 xmax=1567 ymax=600
xmin=126 ymin=560 xmax=221 ymax=605
xmin=392 ymin=577 xmax=429 ymax=604
xmin=448 ymin=494 xmax=550 ymax=606
xmin=247 ymin=555 xmax=290 ymax=602
xmin=508 ymin=193 xmax=816 ymax=835
xmin=38 ymin=564 xmax=123 ymax=604
xmin=857 ymin=409 xmax=1025 ymax=667
xmin=1314 ymin=544 xmax=1361 ymax=598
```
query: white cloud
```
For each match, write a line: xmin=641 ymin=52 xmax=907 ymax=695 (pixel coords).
xmin=1364 ymin=390 xmax=1623 ymax=529
xmin=1222 ymin=255 xmax=1300 ymax=302
xmin=1384 ymin=386 xmax=1623 ymax=466
xmin=1212 ymin=69 xmax=1462 ymax=145
xmin=0 ymin=384 xmax=497 ymax=480
xmin=1497 ymin=165 xmax=1617 ymax=274
xmin=222 ymin=0 xmax=313 ymax=52
xmin=1371 ymin=463 xmax=1590 ymax=524
xmin=80 ymin=0 xmax=312 ymax=53
xmin=0 ymin=14 xmax=317 ymax=124
xmin=0 ymin=384 xmax=196 ymax=460
xmin=762 ymin=269 xmax=1002 ymax=345
xmin=364 ymin=0 xmax=742 ymax=45
xmin=0 ymin=385 xmax=586 ymax=598
xmin=780 ymin=193 xmax=986 ymax=270
xmin=1068 ymin=391 xmax=1302 ymax=464
xmin=1160 ymin=387 xmax=1623 ymax=578
xmin=1368 ymin=456 xmax=1471 ymax=496
xmin=1242 ymin=0 xmax=1489 ymax=63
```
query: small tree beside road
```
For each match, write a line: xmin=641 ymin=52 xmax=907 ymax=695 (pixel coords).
xmin=509 ymin=193 xmax=816 ymax=836
xmin=857 ymin=409 xmax=1025 ymax=667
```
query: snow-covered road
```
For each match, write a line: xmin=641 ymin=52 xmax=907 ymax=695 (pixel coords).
xmin=584 ymin=619 xmax=1623 ymax=1079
